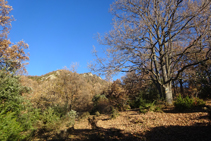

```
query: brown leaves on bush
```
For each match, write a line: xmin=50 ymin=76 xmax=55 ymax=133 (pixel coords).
xmin=20 ymin=70 xmax=109 ymax=112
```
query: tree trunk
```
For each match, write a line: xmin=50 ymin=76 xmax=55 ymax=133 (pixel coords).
xmin=164 ymin=82 xmax=173 ymax=105
xmin=152 ymin=78 xmax=163 ymax=99
xmin=65 ymin=92 xmax=69 ymax=113
xmin=179 ymin=79 xmax=184 ymax=95
xmin=156 ymin=82 xmax=163 ymax=99
xmin=172 ymin=81 xmax=176 ymax=96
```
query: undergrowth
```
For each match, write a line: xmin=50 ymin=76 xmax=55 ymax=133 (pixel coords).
xmin=174 ymin=94 xmax=205 ymax=111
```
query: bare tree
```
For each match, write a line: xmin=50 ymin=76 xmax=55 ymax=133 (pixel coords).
xmin=57 ymin=64 xmax=79 ymax=112
xmin=90 ymin=0 xmax=211 ymax=104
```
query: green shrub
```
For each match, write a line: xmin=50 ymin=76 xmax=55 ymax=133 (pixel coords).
xmin=129 ymin=95 xmax=162 ymax=113
xmin=139 ymin=101 xmax=154 ymax=113
xmin=174 ymin=94 xmax=205 ymax=111
xmin=130 ymin=93 xmax=157 ymax=109
xmin=136 ymin=98 xmax=162 ymax=113
xmin=65 ymin=110 xmax=78 ymax=127
xmin=38 ymin=107 xmax=60 ymax=130
xmin=110 ymin=107 xmax=119 ymax=119
xmin=139 ymin=106 xmax=148 ymax=114
xmin=154 ymin=106 xmax=163 ymax=112
xmin=193 ymin=97 xmax=206 ymax=107
xmin=33 ymin=108 xmax=77 ymax=131
xmin=67 ymin=110 xmax=77 ymax=118
xmin=0 ymin=111 xmax=24 ymax=141
xmin=0 ymin=70 xmax=30 ymax=114
xmin=33 ymin=107 xmax=76 ymax=131
xmin=0 ymin=70 xmax=37 ymax=140
xmin=18 ymin=105 xmax=41 ymax=132
xmin=95 ymin=111 xmax=100 ymax=117
xmin=130 ymin=96 xmax=145 ymax=108
xmin=174 ymin=95 xmax=194 ymax=111
xmin=42 ymin=107 xmax=60 ymax=123
xmin=52 ymin=104 xmax=69 ymax=117
xmin=0 ymin=102 xmax=38 ymax=140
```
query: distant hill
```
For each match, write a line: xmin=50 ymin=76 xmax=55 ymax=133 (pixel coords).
xmin=20 ymin=70 xmax=109 ymax=111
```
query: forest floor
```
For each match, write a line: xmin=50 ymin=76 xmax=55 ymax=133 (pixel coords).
xmin=34 ymin=100 xmax=211 ymax=141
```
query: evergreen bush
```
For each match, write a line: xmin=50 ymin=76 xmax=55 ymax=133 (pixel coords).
xmin=0 ymin=111 xmax=24 ymax=141
xmin=130 ymin=94 xmax=162 ymax=113
xmin=138 ymin=99 xmax=162 ymax=113
xmin=66 ymin=110 xmax=78 ymax=126
xmin=0 ymin=70 xmax=36 ymax=140
xmin=174 ymin=94 xmax=205 ymax=111
xmin=0 ymin=70 xmax=29 ymax=114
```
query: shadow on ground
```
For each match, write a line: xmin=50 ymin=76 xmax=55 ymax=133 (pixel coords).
xmin=35 ymin=127 xmax=143 ymax=141
xmin=144 ymin=123 xmax=211 ymax=141
xmin=162 ymin=106 xmax=208 ymax=113
xmin=34 ymin=107 xmax=211 ymax=141
xmin=35 ymin=123 xmax=211 ymax=141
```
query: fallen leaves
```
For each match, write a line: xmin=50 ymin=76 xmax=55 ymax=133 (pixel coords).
xmin=74 ymin=109 xmax=210 ymax=134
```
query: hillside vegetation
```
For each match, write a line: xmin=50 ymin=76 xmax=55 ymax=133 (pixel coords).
xmin=1 ymin=67 xmax=211 ymax=140
xmin=20 ymin=70 xmax=109 ymax=112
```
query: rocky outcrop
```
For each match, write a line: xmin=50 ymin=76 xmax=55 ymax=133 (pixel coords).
xmin=82 ymin=72 xmax=102 ymax=80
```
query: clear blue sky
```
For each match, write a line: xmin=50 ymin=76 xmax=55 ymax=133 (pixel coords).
xmin=7 ymin=0 xmax=123 ymax=80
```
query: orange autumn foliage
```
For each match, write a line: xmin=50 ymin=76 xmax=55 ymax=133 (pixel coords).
xmin=0 ymin=0 xmax=29 ymax=74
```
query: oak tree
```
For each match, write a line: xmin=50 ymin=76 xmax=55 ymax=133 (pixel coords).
xmin=90 ymin=0 xmax=211 ymax=104
xmin=0 ymin=0 xmax=29 ymax=73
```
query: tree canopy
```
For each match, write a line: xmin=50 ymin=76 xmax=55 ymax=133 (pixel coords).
xmin=90 ymin=0 xmax=211 ymax=104
xmin=0 ymin=0 xmax=29 ymax=74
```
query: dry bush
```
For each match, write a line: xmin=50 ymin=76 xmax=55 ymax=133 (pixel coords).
xmin=106 ymin=79 xmax=129 ymax=111
xmin=122 ymin=71 xmax=149 ymax=100
xmin=20 ymin=70 xmax=110 ymax=113
xmin=92 ymin=94 xmax=111 ymax=114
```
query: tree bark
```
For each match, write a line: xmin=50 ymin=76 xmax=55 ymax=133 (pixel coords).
xmin=151 ymin=77 xmax=163 ymax=99
xmin=164 ymin=82 xmax=173 ymax=105
xmin=179 ymin=79 xmax=184 ymax=95
xmin=172 ymin=81 xmax=176 ymax=96
xmin=155 ymin=81 xmax=163 ymax=99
